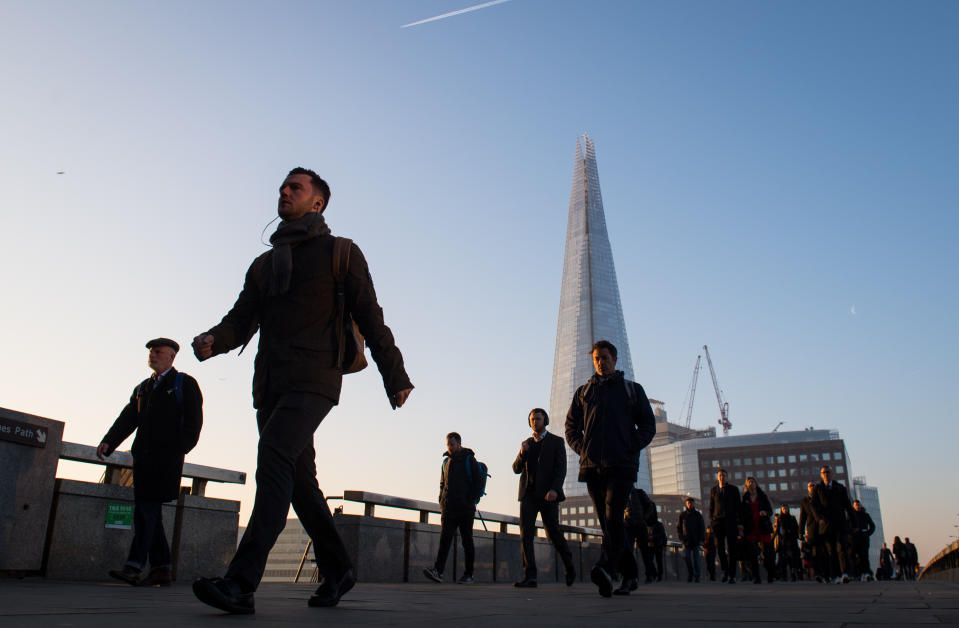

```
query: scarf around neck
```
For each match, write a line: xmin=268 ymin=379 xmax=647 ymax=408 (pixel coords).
xmin=268 ymin=212 xmax=331 ymax=295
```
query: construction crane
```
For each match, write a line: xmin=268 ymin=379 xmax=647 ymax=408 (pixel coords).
xmin=772 ymin=421 xmax=784 ymax=432
xmin=678 ymin=354 xmax=702 ymax=429
xmin=703 ymin=345 xmax=732 ymax=435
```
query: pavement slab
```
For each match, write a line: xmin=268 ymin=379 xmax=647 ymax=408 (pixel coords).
xmin=0 ymin=578 xmax=956 ymax=627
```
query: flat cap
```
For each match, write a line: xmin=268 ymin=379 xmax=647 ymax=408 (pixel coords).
xmin=146 ymin=337 xmax=180 ymax=353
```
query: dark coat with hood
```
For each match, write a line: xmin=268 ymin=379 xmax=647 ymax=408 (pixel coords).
xmin=439 ymin=448 xmax=483 ymax=515
xmin=101 ymin=368 xmax=203 ymax=502
xmin=512 ymin=432 xmax=566 ymax=502
xmin=564 ymin=371 xmax=656 ymax=478
xmin=204 ymin=232 xmax=412 ymax=407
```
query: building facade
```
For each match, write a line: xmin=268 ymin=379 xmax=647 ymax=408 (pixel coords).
xmin=548 ymin=134 xmax=643 ymax=496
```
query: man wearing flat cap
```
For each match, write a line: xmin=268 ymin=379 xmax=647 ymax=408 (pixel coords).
xmin=98 ymin=337 xmax=203 ymax=587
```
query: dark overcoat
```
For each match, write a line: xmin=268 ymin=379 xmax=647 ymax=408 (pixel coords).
xmin=101 ymin=368 xmax=203 ymax=502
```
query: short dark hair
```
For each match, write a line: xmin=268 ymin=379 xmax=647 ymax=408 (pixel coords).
xmin=446 ymin=432 xmax=461 ymax=444
xmin=820 ymin=465 xmax=832 ymax=473
xmin=590 ymin=339 xmax=617 ymax=359
xmin=853 ymin=499 xmax=862 ymax=506
xmin=529 ymin=408 xmax=549 ymax=426
xmin=288 ymin=167 xmax=331 ymax=212
xmin=685 ymin=496 xmax=695 ymax=503
xmin=717 ymin=468 xmax=728 ymax=476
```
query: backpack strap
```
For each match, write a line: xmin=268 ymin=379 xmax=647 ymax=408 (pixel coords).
xmin=464 ymin=454 xmax=473 ymax=485
xmin=333 ymin=237 xmax=353 ymax=369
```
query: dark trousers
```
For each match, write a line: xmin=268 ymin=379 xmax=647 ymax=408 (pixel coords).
xmin=820 ymin=529 xmax=850 ymax=579
xmin=621 ymin=524 xmax=651 ymax=580
xmin=711 ymin=519 xmax=739 ymax=579
xmin=744 ymin=539 xmax=776 ymax=582
xmin=651 ymin=546 xmax=665 ymax=580
xmin=519 ymin=498 xmax=573 ymax=579
xmin=584 ymin=468 xmax=634 ymax=575
xmin=225 ymin=392 xmax=349 ymax=592
xmin=852 ymin=535 xmax=871 ymax=577
xmin=705 ymin=547 xmax=717 ymax=579
xmin=435 ymin=509 xmax=475 ymax=576
xmin=126 ymin=500 xmax=170 ymax=571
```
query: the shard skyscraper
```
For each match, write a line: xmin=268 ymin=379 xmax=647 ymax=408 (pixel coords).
xmin=549 ymin=135 xmax=649 ymax=497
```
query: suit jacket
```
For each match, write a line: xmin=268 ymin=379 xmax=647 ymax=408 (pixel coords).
xmin=815 ymin=480 xmax=855 ymax=535
xmin=708 ymin=483 xmax=742 ymax=525
xmin=798 ymin=495 xmax=821 ymax=540
xmin=512 ymin=432 xmax=566 ymax=502
xmin=101 ymin=368 xmax=203 ymax=502
xmin=205 ymin=234 xmax=412 ymax=407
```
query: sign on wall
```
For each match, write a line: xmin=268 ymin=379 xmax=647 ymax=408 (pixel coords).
xmin=105 ymin=503 xmax=134 ymax=529
xmin=0 ymin=417 xmax=48 ymax=448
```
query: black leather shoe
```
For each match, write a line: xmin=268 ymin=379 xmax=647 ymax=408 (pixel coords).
xmin=590 ymin=566 xmax=612 ymax=598
xmin=514 ymin=578 xmax=537 ymax=588
xmin=108 ymin=565 xmax=141 ymax=586
xmin=565 ymin=566 xmax=576 ymax=587
xmin=192 ymin=577 xmax=254 ymax=615
xmin=139 ymin=567 xmax=173 ymax=587
xmin=309 ymin=569 xmax=356 ymax=607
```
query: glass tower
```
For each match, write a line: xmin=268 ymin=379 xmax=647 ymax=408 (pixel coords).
xmin=549 ymin=135 xmax=647 ymax=496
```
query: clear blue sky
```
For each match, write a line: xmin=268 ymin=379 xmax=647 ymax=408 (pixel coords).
xmin=1 ymin=1 xmax=956 ymax=563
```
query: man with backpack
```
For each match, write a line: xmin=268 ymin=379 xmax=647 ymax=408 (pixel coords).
xmin=97 ymin=338 xmax=203 ymax=587
xmin=565 ymin=340 xmax=657 ymax=598
xmin=424 ymin=432 xmax=484 ymax=584
xmin=512 ymin=408 xmax=575 ymax=588
xmin=190 ymin=167 xmax=413 ymax=614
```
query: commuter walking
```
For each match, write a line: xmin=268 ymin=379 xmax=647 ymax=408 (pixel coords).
xmin=877 ymin=542 xmax=894 ymax=580
xmin=893 ymin=536 xmax=907 ymax=580
xmin=904 ymin=538 xmax=919 ymax=580
xmin=815 ymin=465 xmax=856 ymax=584
xmin=565 ymin=340 xmax=656 ymax=598
xmin=649 ymin=518 xmax=667 ymax=582
xmin=773 ymin=505 xmax=800 ymax=581
xmin=703 ymin=526 xmax=717 ymax=581
xmin=741 ymin=477 xmax=776 ymax=583
xmin=622 ymin=487 xmax=657 ymax=589
xmin=708 ymin=468 xmax=742 ymax=583
xmin=512 ymin=408 xmax=575 ymax=588
xmin=850 ymin=500 xmax=876 ymax=581
xmin=677 ymin=497 xmax=706 ymax=583
xmin=424 ymin=433 xmax=484 ymax=584
xmin=191 ymin=167 xmax=413 ymax=614
xmin=798 ymin=481 xmax=824 ymax=582
xmin=98 ymin=338 xmax=203 ymax=587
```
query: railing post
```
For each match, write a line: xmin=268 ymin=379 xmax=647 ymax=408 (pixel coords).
xmin=364 ymin=503 xmax=375 ymax=517
xmin=192 ymin=479 xmax=207 ymax=496
xmin=419 ymin=510 xmax=429 ymax=523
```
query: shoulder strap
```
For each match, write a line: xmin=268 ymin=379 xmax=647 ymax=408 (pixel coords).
xmin=333 ymin=237 xmax=353 ymax=280
xmin=333 ymin=237 xmax=353 ymax=369
xmin=464 ymin=454 xmax=473 ymax=484
xmin=624 ymin=380 xmax=636 ymax=405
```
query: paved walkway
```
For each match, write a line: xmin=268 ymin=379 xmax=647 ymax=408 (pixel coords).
xmin=1 ymin=579 xmax=957 ymax=627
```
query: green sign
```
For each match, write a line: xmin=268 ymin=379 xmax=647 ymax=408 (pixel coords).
xmin=105 ymin=503 xmax=134 ymax=529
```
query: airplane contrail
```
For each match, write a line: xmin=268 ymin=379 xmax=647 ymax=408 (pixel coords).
xmin=401 ymin=0 xmax=512 ymax=28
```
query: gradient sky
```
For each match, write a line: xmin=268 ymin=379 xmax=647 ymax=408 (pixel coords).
xmin=1 ymin=1 xmax=956 ymax=563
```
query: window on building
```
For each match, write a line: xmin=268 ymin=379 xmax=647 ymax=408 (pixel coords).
xmin=578 ymin=507 xmax=585 ymax=514
xmin=757 ymin=470 xmax=765 ymax=478
xmin=788 ymin=455 xmax=796 ymax=463
xmin=712 ymin=460 xmax=720 ymax=468
xmin=811 ymin=453 xmax=820 ymax=461
xmin=766 ymin=456 xmax=774 ymax=464
xmin=734 ymin=471 xmax=743 ymax=480
xmin=561 ymin=507 xmax=568 ymax=515
xmin=744 ymin=457 xmax=752 ymax=465
xmin=780 ymin=482 xmax=788 ymax=491
xmin=799 ymin=454 xmax=808 ymax=462
xmin=722 ymin=459 xmax=730 ymax=467
xmin=733 ymin=458 xmax=741 ymax=466
xmin=778 ymin=469 xmax=786 ymax=477
xmin=835 ymin=452 xmax=843 ymax=460
xmin=702 ymin=460 xmax=710 ymax=469
xmin=789 ymin=468 xmax=797 ymax=476
xmin=791 ymin=482 xmax=800 ymax=490
xmin=836 ymin=465 xmax=844 ymax=474
xmin=703 ymin=473 xmax=711 ymax=482
xmin=823 ymin=452 xmax=831 ymax=461
xmin=768 ymin=483 xmax=777 ymax=491
xmin=579 ymin=519 xmax=585 ymax=526
xmin=656 ymin=505 xmax=663 ymax=512
xmin=777 ymin=455 xmax=785 ymax=463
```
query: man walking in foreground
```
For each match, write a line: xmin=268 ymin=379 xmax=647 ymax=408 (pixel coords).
xmin=512 ymin=408 xmax=575 ymax=588
xmin=191 ymin=167 xmax=413 ymax=614
xmin=708 ymin=468 xmax=742 ymax=584
xmin=677 ymin=497 xmax=706 ymax=583
xmin=565 ymin=340 xmax=656 ymax=598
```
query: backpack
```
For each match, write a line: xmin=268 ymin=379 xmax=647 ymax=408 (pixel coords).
xmin=442 ymin=453 xmax=491 ymax=505
xmin=332 ymin=237 xmax=368 ymax=374
xmin=137 ymin=372 xmax=186 ymax=428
